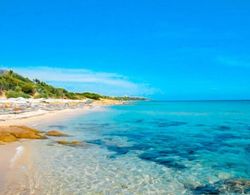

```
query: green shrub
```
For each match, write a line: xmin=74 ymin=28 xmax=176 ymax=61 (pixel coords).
xmin=33 ymin=94 xmax=45 ymax=99
xmin=1 ymin=70 xmax=144 ymax=100
xmin=78 ymin=92 xmax=103 ymax=100
xmin=65 ymin=92 xmax=79 ymax=100
xmin=15 ymin=86 xmax=22 ymax=92
xmin=22 ymin=83 xmax=35 ymax=95
xmin=6 ymin=90 xmax=31 ymax=98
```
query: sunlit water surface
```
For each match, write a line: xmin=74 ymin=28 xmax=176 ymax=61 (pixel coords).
xmin=8 ymin=101 xmax=250 ymax=194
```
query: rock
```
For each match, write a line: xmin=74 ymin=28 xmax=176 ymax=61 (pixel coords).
xmin=9 ymin=125 xmax=46 ymax=139
xmin=46 ymin=130 xmax=68 ymax=137
xmin=191 ymin=184 xmax=220 ymax=194
xmin=56 ymin=140 xmax=83 ymax=147
xmin=192 ymin=179 xmax=250 ymax=194
xmin=0 ymin=132 xmax=17 ymax=142
xmin=220 ymin=179 xmax=250 ymax=193
xmin=0 ymin=125 xmax=47 ymax=143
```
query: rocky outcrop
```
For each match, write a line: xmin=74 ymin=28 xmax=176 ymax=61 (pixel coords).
xmin=56 ymin=140 xmax=82 ymax=147
xmin=46 ymin=130 xmax=68 ymax=137
xmin=0 ymin=132 xmax=17 ymax=143
xmin=0 ymin=125 xmax=47 ymax=143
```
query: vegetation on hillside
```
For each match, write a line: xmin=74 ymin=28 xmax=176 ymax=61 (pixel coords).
xmin=0 ymin=70 xmax=146 ymax=100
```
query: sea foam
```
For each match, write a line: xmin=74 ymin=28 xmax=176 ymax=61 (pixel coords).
xmin=10 ymin=146 xmax=24 ymax=168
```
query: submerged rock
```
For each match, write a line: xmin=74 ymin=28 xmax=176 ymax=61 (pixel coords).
xmin=219 ymin=179 xmax=250 ymax=194
xmin=192 ymin=184 xmax=220 ymax=194
xmin=56 ymin=140 xmax=83 ymax=147
xmin=46 ymin=130 xmax=68 ymax=137
xmin=191 ymin=178 xmax=250 ymax=194
xmin=0 ymin=125 xmax=47 ymax=143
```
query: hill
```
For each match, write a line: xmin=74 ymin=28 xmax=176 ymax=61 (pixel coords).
xmin=0 ymin=70 xmax=146 ymax=100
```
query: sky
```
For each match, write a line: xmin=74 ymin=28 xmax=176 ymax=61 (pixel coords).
xmin=0 ymin=0 xmax=250 ymax=100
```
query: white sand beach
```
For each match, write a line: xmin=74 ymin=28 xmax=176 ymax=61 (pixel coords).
xmin=0 ymin=97 xmax=124 ymax=126
xmin=0 ymin=97 xmax=124 ymax=193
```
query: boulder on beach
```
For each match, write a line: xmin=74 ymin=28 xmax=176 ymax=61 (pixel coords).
xmin=0 ymin=125 xmax=47 ymax=143
xmin=46 ymin=130 xmax=68 ymax=137
xmin=56 ymin=140 xmax=82 ymax=146
xmin=0 ymin=132 xmax=17 ymax=143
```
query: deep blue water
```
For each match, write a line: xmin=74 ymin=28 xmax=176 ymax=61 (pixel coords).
xmin=35 ymin=101 xmax=250 ymax=194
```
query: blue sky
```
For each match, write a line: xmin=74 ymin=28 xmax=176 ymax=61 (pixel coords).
xmin=0 ymin=0 xmax=250 ymax=100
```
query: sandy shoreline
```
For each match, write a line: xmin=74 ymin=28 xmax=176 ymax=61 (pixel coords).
xmin=0 ymin=98 xmax=123 ymax=126
xmin=0 ymin=143 xmax=18 ymax=187
xmin=0 ymin=106 xmax=91 ymax=193
xmin=0 ymin=98 xmax=124 ymax=193
xmin=0 ymin=141 xmax=33 ymax=194
xmin=0 ymin=98 xmax=90 ymax=125
xmin=0 ymin=106 xmax=93 ymax=126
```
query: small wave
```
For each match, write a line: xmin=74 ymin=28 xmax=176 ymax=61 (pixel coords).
xmin=10 ymin=146 xmax=24 ymax=168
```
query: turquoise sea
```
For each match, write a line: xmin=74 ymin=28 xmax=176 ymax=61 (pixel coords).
xmin=15 ymin=101 xmax=250 ymax=194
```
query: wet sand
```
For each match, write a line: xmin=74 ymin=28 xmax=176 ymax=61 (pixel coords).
xmin=0 ymin=98 xmax=123 ymax=194
xmin=0 ymin=97 xmax=125 ymax=195
xmin=0 ymin=142 xmax=30 ymax=194
xmin=0 ymin=107 xmax=95 ymax=194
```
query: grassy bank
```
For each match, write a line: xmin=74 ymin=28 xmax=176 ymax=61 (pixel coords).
xmin=0 ymin=70 xmax=145 ymax=101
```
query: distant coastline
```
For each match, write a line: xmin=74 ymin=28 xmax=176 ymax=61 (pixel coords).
xmin=0 ymin=69 xmax=146 ymax=101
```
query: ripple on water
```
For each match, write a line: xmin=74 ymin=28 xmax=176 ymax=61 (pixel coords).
xmin=17 ymin=101 xmax=250 ymax=194
xmin=29 ymin=142 xmax=189 ymax=194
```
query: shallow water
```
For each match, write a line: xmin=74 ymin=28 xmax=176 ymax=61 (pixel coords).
xmin=10 ymin=101 xmax=250 ymax=194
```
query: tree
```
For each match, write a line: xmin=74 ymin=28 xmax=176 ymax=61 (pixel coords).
xmin=22 ymin=83 xmax=35 ymax=95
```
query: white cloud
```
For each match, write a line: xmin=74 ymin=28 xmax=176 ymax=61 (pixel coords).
xmin=9 ymin=66 xmax=156 ymax=96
